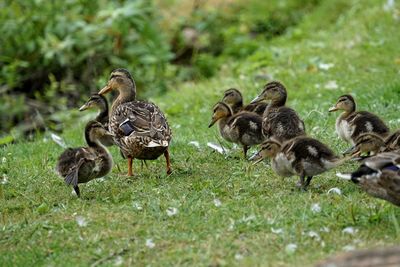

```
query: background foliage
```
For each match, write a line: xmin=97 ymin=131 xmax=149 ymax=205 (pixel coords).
xmin=0 ymin=0 xmax=320 ymax=140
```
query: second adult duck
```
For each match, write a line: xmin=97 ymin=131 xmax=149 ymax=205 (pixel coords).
xmin=98 ymin=69 xmax=172 ymax=176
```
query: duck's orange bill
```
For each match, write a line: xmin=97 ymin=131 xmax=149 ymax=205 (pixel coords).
xmin=98 ymin=85 xmax=112 ymax=95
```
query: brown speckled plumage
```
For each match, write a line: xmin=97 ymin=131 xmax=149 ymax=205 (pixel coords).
xmin=252 ymin=81 xmax=306 ymax=142
xmin=344 ymin=152 xmax=400 ymax=206
xmin=253 ymin=137 xmax=345 ymax=189
xmin=209 ymin=102 xmax=264 ymax=157
xmin=98 ymin=68 xmax=172 ymax=176
xmin=56 ymin=121 xmax=113 ymax=197
xmin=329 ymin=94 xmax=389 ymax=145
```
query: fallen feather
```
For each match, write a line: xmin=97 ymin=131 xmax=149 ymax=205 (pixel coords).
xmin=51 ymin=133 xmax=67 ymax=148
xmin=76 ymin=216 xmax=87 ymax=227
xmin=166 ymin=207 xmax=178 ymax=217
xmin=342 ymin=227 xmax=357 ymax=235
xmin=188 ymin=141 xmax=200 ymax=149
xmin=213 ymin=198 xmax=222 ymax=207
xmin=271 ymin=227 xmax=283 ymax=234
xmin=207 ymin=142 xmax=228 ymax=155
xmin=327 ymin=187 xmax=342 ymax=195
xmin=336 ymin=172 xmax=351 ymax=180
xmin=320 ymin=226 xmax=330 ymax=233
xmin=383 ymin=0 xmax=395 ymax=11
xmin=285 ymin=243 xmax=297 ymax=254
xmin=145 ymin=239 xmax=155 ymax=249
xmin=324 ymin=80 xmax=339 ymax=90
xmin=243 ymin=214 xmax=256 ymax=222
xmin=311 ymin=203 xmax=321 ymax=213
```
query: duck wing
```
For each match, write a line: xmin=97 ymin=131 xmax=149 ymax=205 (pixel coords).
xmin=349 ymin=111 xmax=389 ymax=138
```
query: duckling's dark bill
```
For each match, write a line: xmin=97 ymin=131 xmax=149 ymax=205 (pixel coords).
xmin=79 ymin=103 xmax=89 ymax=111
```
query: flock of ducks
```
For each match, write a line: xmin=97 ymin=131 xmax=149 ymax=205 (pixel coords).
xmin=209 ymin=81 xmax=400 ymax=206
xmin=55 ymin=68 xmax=399 ymax=206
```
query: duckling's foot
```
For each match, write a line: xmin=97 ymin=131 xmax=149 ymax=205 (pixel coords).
xmin=74 ymin=186 xmax=81 ymax=198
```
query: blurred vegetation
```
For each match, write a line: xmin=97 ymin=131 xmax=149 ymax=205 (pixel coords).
xmin=0 ymin=0 xmax=320 ymax=141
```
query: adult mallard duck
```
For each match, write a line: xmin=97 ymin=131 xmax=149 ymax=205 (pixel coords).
xmin=209 ymin=102 xmax=264 ymax=158
xmin=98 ymin=68 xmax=172 ymax=176
xmin=222 ymin=88 xmax=267 ymax=116
xmin=328 ymin=94 xmax=389 ymax=145
xmin=250 ymin=81 xmax=306 ymax=142
xmin=345 ymin=130 xmax=400 ymax=157
xmin=251 ymin=137 xmax=348 ymax=190
xmin=56 ymin=120 xmax=113 ymax=197
xmin=79 ymin=94 xmax=115 ymax=146
xmin=337 ymin=152 xmax=400 ymax=206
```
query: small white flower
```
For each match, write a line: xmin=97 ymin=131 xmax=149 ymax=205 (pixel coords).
xmin=327 ymin=187 xmax=342 ymax=195
xmin=307 ymin=231 xmax=321 ymax=241
xmin=318 ymin=63 xmax=334 ymax=70
xmin=311 ymin=203 xmax=321 ymax=213
xmin=285 ymin=243 xmax=297 ymax=254
xmin=324 ymin=80 xmax=339 ymax=90
xmin=76 ymin=216 xmax=87 ymax=227
xmin=271 ymin=227 xmax=283 ymax=234
xmin=166 ymin=207 xmax=178 ymax=217
xmin=2 ymin=157 xmax=6 ymax=164
xmin=114 ymin=256 xmax=123 ymax=266
xmin=342 ymin=227 xmax=357 ymax=235
xmin=1 ymin=174 xmax=8 ymax=185
xmin=213 ymin=198 xmax=222 ymax=207
xmin=188 ymin=141 xmax=200 ymax=149
xmin=234 ymin=253 xmax=243 ymax=260
xmin=133 ymin=202 xmax=143 ymax=211
xmin=228 ymin=218 xmax=235 ymax=231
xmin=145 ymin=239 xmax=155 ymax=249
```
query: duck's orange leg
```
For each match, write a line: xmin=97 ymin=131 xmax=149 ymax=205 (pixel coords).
xmin=164 ymin=149 xmax=172 ymax=175
xmin=128 ymin=157 xmax=133 ymax=176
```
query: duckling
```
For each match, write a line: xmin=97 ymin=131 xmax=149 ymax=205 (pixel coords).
xmin=222 ymin=88 xmax=267 ymax=116
xmin=251 ymin=137 xmax=348 ymax=190
xmin=98 ymin=68 xmax=172 ymax=176
xmin=79 ymin=94 xmax=115 ymax=146
xmin=328 ymin=94 xmax=389 ymax=145
xmin=337 ymin=152 xmax=400 ymax=206
xmin=208 ymin=102 xmax=264 ymax=158
xmin=250 ymin=81 xmax=306 ymax=142
xmin=345 ymin=131 xmax=400 ymax=157
xmin=56 ymin=121 xmax=113 ymax=197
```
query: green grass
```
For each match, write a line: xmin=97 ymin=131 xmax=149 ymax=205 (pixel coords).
xmin=1 ymin=0 xmax=400 ymax=266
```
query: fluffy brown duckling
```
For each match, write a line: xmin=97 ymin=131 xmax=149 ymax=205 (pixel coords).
xmin=337 ymin=151 xmax=400 ymax=206
xmin=222 ymin=88 xmax=267 ymax=116
xmin=98 ymin=68 xmax=172 ymax=176
xmin=345 ymin=131 xmax=400 ymax=157
xmin=79 ymin=94 xmax=115 ymax=146
xmin=251 ymin=137 xmax=348 ymax=190
xmin=251 ymin=81 xmax=306 ymax=142
xmin=209 ymin=102 xmax=264 ymax=158
xmin=328 ymin=94 xmax=389 ymax=145
xmin=56 ymin=121 xmax=113 ymax=197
